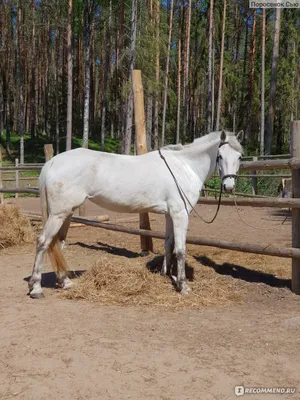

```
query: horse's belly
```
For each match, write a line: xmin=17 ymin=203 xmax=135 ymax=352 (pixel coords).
xmin=89 ymin=194 xmax=167 ymax=214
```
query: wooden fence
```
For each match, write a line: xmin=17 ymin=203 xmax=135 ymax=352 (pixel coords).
xmin=0 ymin=160 xmax=41 ymax=198
xmin=66 ymin=122 xmax=300 ymax=294
xmin=1 ymin=128 xmax=300 ymax=292
xmin=0 ymin=157 xmax=294 ymax=198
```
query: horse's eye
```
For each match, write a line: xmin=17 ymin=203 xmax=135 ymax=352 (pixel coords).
xmin=238 ymin=156 xmax=242 ymax=160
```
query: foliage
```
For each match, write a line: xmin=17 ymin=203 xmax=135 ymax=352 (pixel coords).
xmin=0 ymin=1 xmax=299 ymax=158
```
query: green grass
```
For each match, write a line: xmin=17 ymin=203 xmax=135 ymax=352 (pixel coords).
xmin=0 ymin=131 xmax=120 ymax=163
xmin=0 ymin=131 xmax=285 ymax=198
xmin=205 ymin=169 xmax=286 ymax=198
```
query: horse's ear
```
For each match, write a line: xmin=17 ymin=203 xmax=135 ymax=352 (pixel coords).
xmin=236 ymin=130 xmax=244 ymax=143
xmin=220 ymin=130 xmax=226 ymax=143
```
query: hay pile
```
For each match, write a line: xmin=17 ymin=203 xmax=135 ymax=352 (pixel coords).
xmin=0 ymin=204 xmax=34 ymax=248
xmin=64 ymin=254 xmax=244 ymax=309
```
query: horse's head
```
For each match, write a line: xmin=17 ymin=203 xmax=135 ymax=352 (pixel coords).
xmin=216 ymin=130 xmax=244 ymax=193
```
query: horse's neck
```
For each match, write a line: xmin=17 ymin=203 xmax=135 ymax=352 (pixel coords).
xmin=180 ymin=140 xmax=219 ymax=182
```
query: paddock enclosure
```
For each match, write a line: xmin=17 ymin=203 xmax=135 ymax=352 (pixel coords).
xmin=0 ymin=198 xmax=300 ymax=399
xmin=1 ymin=122 xmax=300 ymax=397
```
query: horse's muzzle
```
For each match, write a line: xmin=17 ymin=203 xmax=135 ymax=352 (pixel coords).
xmin=223 ymin=183 xmax=235 ymax=193
xmin=222 ymin=174 xmax=237 ymax=193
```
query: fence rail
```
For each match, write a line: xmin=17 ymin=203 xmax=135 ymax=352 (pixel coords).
xmin=0 ymin=166 xmax=42 ymax=171
xmin=69 ymin=216 xmax=300 ymax=261
xmin=0 ymin=188 xmax=38 ymax=194
xmin=240 ymin=158 xmax=300 ymax=171
xmin=242 ymin=153 xmax=290 ymax=161
xmin=198 ymin=196 xmax=299 ymax=209
xmin=1 ymin=130 xmax=300 ymax=293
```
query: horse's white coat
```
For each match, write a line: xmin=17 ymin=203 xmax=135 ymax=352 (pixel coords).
xmin=29 ymin=130 xmax=243 ymax=297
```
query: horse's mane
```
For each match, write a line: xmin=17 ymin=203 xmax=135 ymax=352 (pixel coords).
xmin=162 ymin=131 xmax=243 ymax=154
xmin=161 ymin=144 xmax=184 ymax=151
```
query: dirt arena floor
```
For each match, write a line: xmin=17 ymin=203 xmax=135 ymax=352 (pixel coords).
xmin=0 ymin=198 xmax=299 ymax=400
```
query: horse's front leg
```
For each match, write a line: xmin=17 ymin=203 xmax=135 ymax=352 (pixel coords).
xmin=171 ymin=210 xmax=190 ymax=294
xmin=161 ymin=215 xmax=174 ymax=276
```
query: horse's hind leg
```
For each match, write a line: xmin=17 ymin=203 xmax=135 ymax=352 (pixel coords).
xmin=171 ymin=210 xmax=190 ymax=294
xmin=161 ymin=215 xmax=174 ymax=276
xmin=28 ymin=214 xmax=67 ymax=298
xmin=55 ymin=213 xmax=73 ymax=289
xmin=58 ymin=214 xmax=72 ymax=250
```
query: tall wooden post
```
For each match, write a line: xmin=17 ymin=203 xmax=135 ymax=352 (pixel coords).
xmin=15 ymin=159 xmax=19 ymax=199
xmin=0 ymin=147 xmax=3 ymax=204
xmin=251 ymin=156 xmax=258 ymax=195
xmin=132 ymin=69 xmax=153 ymax=254
xmin=291 ymin=120 xmax=300 ymax=294
xmin=44 ymin=144 xmax=54 ymax=161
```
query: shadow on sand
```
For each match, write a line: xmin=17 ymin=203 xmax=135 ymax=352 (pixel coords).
xmin=195 ymin=255 xmax=290 ymax=289
xmin=146 ymin=255 xmax=194 ymax=282
xmin=24 ymin=270 xmax=85 ymax=289
xmin=71 ymin=241 xmax=141 ymax=259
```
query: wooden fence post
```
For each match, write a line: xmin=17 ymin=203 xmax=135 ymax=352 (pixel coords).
xmin=44 ymin=144 xmax=54 ymax=161
xmin=0 ymin=147 xmax=3 ymax=204
xmin=15 ymin=159 xmax=19 ymax=199
xmin=291 ymin=120 xmax=300 ymax=294
xmin=132 ymin=69 xmax=153 ymax=254
xmin=251 ymin=156 xmax=258 ymax=195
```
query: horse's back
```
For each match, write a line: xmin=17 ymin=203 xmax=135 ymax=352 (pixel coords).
xmin=40 ymin=148 xmax=172 ymax=214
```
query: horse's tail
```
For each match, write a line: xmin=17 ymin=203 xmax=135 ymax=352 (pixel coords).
xmin=40 ymin=165 xmax=69 ymax=276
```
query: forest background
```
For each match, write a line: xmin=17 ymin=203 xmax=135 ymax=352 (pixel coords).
xmin=0 ymin=0 xmax=299 ymax=163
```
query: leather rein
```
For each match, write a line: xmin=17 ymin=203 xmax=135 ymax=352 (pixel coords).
xmin=158 ymin=141 xmax=237 ymax=224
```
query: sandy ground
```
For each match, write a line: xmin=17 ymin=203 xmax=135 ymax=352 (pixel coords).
xmin=0 ymin=198 xmax=300 ymax=400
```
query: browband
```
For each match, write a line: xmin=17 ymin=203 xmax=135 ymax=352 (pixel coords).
xmin=219 ymin=141 xmax=229 ymax=148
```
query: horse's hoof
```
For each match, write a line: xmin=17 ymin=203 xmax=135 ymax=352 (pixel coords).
xmin=57 ymin=277 xmax=73 ymax=290
xmin=179 ymin=283 xmax=191 ymax=295
xmin=180 ymin=288 xmax=190 ymax=295
xmin=62 ymin=281 xmax=73 ymax=290
xmin=30 ymin=292 xmax=45 ymax=299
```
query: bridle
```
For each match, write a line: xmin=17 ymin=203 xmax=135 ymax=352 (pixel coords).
xmin=216 ymin=141 xmax=238 ymax=182
xmin=158 ymin=140 xmax=239 ymax=224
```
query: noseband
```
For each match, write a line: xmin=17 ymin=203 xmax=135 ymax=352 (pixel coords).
xmin=216 ymin=141 xmax=238 ymax=182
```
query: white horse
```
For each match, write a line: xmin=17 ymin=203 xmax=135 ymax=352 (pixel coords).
xmin=28 ymin=130 xmax=244 ymax=298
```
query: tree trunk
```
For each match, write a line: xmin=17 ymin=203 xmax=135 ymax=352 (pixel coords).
xmin=101 ymin=0 xmax=112 ymax=151
xmin=182 ymin=0 xmax=192 ymax=143
xmin=245 ymin=10 xmax=256 ymax=142
xmin=55 ymin=21 xmax=60 ymax=155
xmin=90 ymin=21 xmax=95 ymax=132
xmin=123 ymin=0 xmax=137 ymax=155
xmin=29 ymin=0 xmax=35 ymax=146
xmin=266 ymin=8 xmax=281 ymax=155
xmin=146 ymin=97 xmax=152 ymax=150
xmin=66 ymin=0 xmax=73 ymax=151
xmin=239 ymin=13 xmax=249 ymax=129
xmin=260 ymin=9 xmax=266 ymax=156
xmin=17 ymin=4 xmax=24 ymax=164
xmin=161 ymin=0 xmax=174 ymax=146
xmin=290 ymin=40 xmax=295 ymax=122
xmin=175 ymin=3 xmax=182 ymax=144
xmin=215 ymin=0 xmax=226 ymax=131
xmin=82 ymin=0 xmax=91 ymax=149
xmin=153 ymin=0 xmax=160 ymax=150
xmin=212 ymin=39 xmax=215 ymax=130
xmin=207 ymin=0 xmax=214 ymax=133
